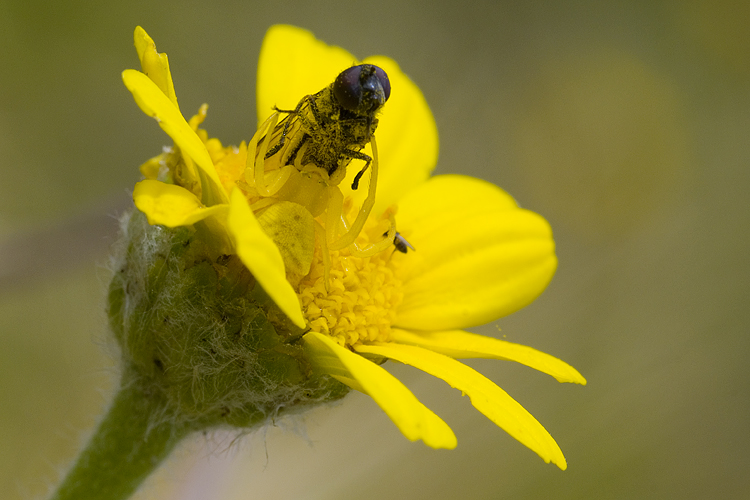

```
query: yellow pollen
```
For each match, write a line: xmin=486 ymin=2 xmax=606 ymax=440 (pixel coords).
xmin=298 ymin=217 xmax=405 ymax=348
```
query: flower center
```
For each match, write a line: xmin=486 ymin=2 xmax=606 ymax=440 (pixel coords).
xmin=298 ymin=214 xmax=405 ymax=348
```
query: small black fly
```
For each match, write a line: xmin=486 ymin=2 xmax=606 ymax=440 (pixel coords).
xmin=391 ymin=231 xmax=415 ymax=254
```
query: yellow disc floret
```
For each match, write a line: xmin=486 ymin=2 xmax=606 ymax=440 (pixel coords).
xmin=299 ymin=213 xmax=405 ymax=348
xmin=175 ymin=106 xmax=406 ymax=348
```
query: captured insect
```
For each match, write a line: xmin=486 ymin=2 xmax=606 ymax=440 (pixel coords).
xmin=245 ymin=64 xmax=396 ymax=258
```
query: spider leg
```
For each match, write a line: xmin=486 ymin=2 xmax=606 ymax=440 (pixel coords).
xmin=264 ymin=96 xmax=314 ymax=159
xmin=246 ymin=112 xmax=279 ymax=195
xmin=328 ymin=136 xmax=382 ymax=251
xmin=343 ymin=212 xmax=396 ymax=258
xmin=325 ymin=185 xmax=347 ymax=246
xmin=314 ymin=220 xmax=331 ymax=292
xmin=263 ymin=165 xmax=297 ymax=196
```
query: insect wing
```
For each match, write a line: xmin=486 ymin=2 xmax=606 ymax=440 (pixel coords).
xmin=260 ymin=101 xmax=310 ymax=169
xmin=391 ymin=232 xmax=415 ymax=254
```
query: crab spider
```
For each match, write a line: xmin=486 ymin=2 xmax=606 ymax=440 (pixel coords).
xmin=244 ymin=65 xmax=397 ymax=268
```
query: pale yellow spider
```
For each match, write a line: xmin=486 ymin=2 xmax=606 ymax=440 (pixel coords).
xmin=244 ymin=64 xmax=398 ymax=274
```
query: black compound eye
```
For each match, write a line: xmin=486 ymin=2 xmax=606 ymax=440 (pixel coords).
xmin=372 ymin=66 xmax=391 ymax=102
xmin=333 ymin=64 xmax=391 ymax=114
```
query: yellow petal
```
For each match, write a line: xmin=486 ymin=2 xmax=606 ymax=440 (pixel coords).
xmin=226 ymin=189 xmax=305 ymax=328
xmin=391 ymin=329 xmax=586 ymax=385
xmin=138 ymin=154 xmax=164 ymax=180
xmin=256 ymin=25 xmax=355 ymax=123
xmin=133 ymin=26 xmax=179 ymax=110
xmin=122 ymin=69 xmax=227 ymax=206
xmin=303 ymin=332 xmax=457 ymax=449
xmin=357 ymin=342 xmax=567 ymax=469
xmin=133 ymin=180 xmax=227 ymax=227
xmin=395 ymin=175 xmax=557 ymax=330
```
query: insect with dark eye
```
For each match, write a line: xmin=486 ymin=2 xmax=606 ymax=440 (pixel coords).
xmin=384 ymin=230 xmax=415 ymax=254
xmin=393 ymin=232 xmax=415 ymax=254
xmin=247 ymin=64 xmax=396 ymax=257
xmin=266 ymin=64 xmax=389 ymax=190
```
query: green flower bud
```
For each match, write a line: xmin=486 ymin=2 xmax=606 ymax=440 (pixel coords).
xmin=107 ymin=209 xmax=349 ymax=430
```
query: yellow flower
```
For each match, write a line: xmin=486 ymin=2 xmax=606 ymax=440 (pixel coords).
xmin=123 ymin=25 xmax=585 ymax=470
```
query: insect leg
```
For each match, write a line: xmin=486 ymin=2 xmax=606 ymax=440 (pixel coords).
xmin=347 ymin=150 xmax=373 ymax=190
xmin=283 ymin=133 xmax=310 ymax=168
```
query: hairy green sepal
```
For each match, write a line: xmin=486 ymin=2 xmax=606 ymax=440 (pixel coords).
xmin=51 ymin=210 xmax=349 ymax=500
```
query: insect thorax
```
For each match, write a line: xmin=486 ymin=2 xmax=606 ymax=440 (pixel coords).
xmin=290 ymin=87 xmax=379 ymax=185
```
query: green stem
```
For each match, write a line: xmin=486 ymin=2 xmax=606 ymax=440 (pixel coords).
xmin=49 ymin=378 xmax=192 ymax=500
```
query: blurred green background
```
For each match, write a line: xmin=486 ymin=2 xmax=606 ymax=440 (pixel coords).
xmin=2 ymin=0 xmax=748 ymax=498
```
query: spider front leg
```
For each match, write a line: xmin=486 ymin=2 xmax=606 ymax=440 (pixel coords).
xmin=246 ymin=112 xmax=296 ymax=197
xmin=314 ymin=220 xmax=332 ymax=292
xmin=327 ymin=136 xmax=393 ymax=252
xmin=338 ymin=208 xmax=397 ymax=258
xmin=264 ymin=98 xmax=306 ymax=159
xmin=246 ymin=112 xmax=278 ymax=195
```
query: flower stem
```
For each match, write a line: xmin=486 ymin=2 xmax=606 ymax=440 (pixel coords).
xmin=49 ymin=378 xmax=192 ymax=500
